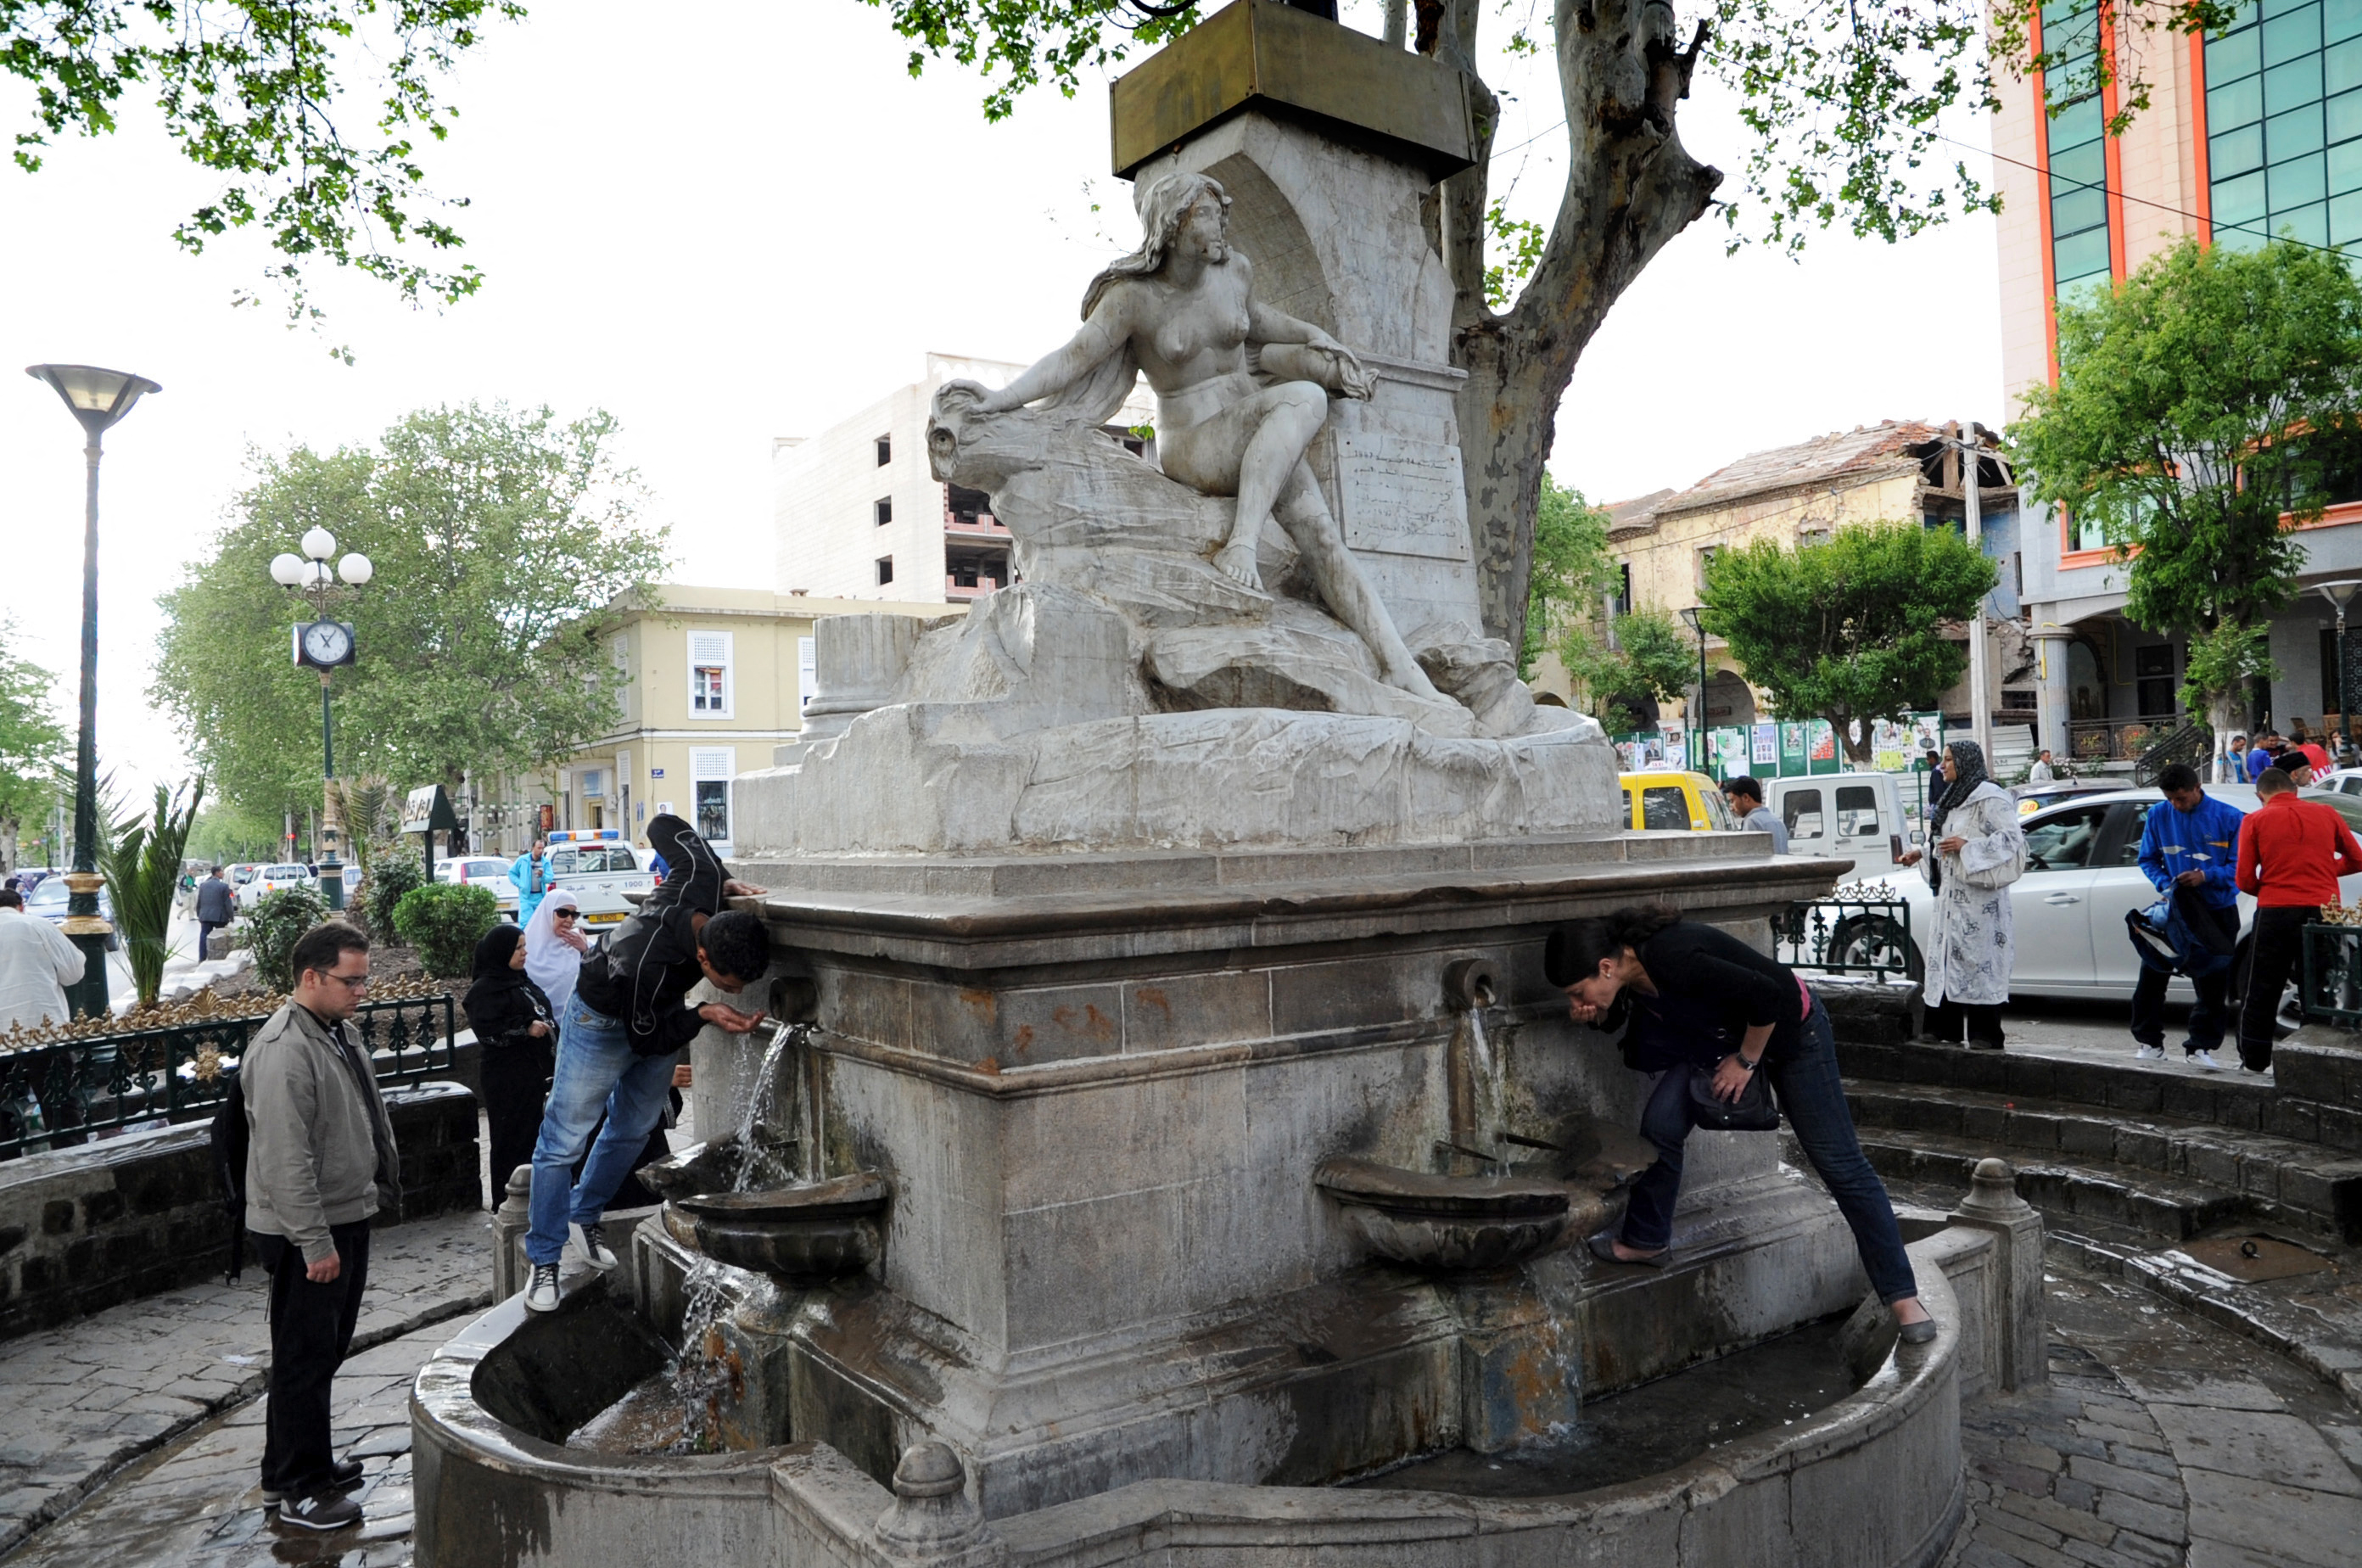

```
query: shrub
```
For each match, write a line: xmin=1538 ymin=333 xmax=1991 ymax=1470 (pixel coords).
xmin=243 ymin=886 xmax=330 ymax=992
xmin=394 ymin=882 xmax=501 ymax=977
xmin=361 ymin=854 xmax=428 ymax=938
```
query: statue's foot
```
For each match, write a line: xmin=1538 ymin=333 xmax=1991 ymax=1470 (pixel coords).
xmin=1383 ymin=658 xmax=1446 ymax=702
xmin=1212 ymin=538 xmax=1264 ymax=592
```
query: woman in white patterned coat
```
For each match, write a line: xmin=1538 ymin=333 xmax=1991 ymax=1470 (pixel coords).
xmin=1898 ymin=741 xmax=2024 ymax=1050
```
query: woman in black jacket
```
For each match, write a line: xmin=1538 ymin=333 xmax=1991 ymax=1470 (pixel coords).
xmin=462 ymin=925 xmax=557 ymax=1201
xmin=1546 ymin=904 xmax=1934 ymax=1342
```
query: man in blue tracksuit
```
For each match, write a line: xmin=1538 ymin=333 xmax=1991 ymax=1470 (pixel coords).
xmin=2130 ymin=762 xmax=2245 ymax=1068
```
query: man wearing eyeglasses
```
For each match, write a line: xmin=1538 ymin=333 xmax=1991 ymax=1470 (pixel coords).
xmin=241 ymin=922 xmax=400 ymax=1534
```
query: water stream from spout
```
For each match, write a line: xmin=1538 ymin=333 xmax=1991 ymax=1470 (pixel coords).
xmin=726 ymin=1022 xmax=807 ymax=1192
xmin=667 ymin=1258 xmax=736 ymax=1454
xmin=1464 ymin=1005 xmax=1511 ymax=1176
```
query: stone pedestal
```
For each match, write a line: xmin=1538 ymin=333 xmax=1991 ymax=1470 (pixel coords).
xmin=715 ymin=832 xmax=1859 ymax=1516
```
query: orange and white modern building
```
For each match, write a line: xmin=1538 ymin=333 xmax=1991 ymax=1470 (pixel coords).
xmin=1998 ymin=0 xmax=2362 ymax=763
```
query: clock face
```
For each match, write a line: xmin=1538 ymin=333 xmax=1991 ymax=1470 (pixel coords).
xmin=303 ymin=621 xmax=352 ymax=664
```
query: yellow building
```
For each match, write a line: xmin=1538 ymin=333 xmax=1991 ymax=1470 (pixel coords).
xmin=535 ymin=585 xmax=959 ymax=854
xmin=1594 ymin=421 xmax=2029 ymax=748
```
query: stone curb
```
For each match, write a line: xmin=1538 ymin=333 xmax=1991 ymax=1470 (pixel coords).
xmin=0 ymin=1287 xmax=491 ymax=1560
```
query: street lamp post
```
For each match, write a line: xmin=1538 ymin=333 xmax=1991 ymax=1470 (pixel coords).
xmin=1680 ymin=605 xmax=1708 ymax=773
xmin=25 ymin=364 xmax=161 ymax=1017
xmin=269 ymin=531 xmax=372 ymax=910
xmin=2318 ymin=580 xmax=2362 ymax=768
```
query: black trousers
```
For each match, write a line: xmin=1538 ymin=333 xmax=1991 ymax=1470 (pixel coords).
xmin=2132 ymin=894 xmax=2236 ymax=1054
xmin=479 ymin=1039 xmax=555 ymax=1201
xmin=1925 ymin=1000 xmax=2006 ymax=1049
xmin=198 ymin=920 xmax=227 ymax=962
xmin=255 ymin=1221 xmax=371 ymax=1498
xmin=2238 ymin=904 xmax=2318 ymax=1071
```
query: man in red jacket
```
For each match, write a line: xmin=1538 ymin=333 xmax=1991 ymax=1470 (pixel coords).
xmin=2234 ymin=768 xmax=2362 ymax=1070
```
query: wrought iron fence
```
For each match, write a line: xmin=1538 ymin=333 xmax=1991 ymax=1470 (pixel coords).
xmin=2298 ymin=921 xmax=2362 ymax=1028
xmin=1773 ymin=896 xmax=1918 ymax=982
xmin=0 ymin=991 xmax=458 ymax=1161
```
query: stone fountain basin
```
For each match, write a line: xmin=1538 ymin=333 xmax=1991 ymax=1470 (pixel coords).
xmin=1314 ymin=1156 xmax=1584 ymax=1272
xmin=635 ymin=1136 xmax=800 ymax=1204
xmin=660 ymin=1172 xmax=891 ymax=1286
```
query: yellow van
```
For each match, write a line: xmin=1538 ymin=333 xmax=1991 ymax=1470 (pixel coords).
xmin=1617 ymin=770 xmax=1743 ymax=832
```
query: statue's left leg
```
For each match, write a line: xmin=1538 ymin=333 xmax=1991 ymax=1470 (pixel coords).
xmin=1273 ymin=464 xmax=1442 ymax=699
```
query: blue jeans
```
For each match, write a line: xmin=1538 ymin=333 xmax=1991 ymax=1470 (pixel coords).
xmin=1619 ymin=1000 xmax=1919 ymax=1304
xmin=524 ymin=991 xmax=681 ymax=1266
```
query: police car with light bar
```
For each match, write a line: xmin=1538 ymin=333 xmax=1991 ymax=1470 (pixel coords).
xmin=543 ymin=829 xmax=656 ymax=931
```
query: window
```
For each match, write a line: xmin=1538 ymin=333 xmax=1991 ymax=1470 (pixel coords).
xmin=2208 ymin=0 xmax=2362 ymax=251
xmin=1834 ymin=785 xmax=1881 ymax=836
xmin=690 ymin=748 xmax=736 ymax=845
xmin=1695 ymin=546 xmax=1720 ymax=593
xmin=1620 ymin=787 xmax=1635 ymax=826
xmin=876 ymin=435 xmax=892 ymax=467
xmin=1642 ymin=787 xmax=1693 ymax=830
xmin=798 ymin=635 xmax=817 ymax=712
xmin=2135 ymin=643 xmax=2177 ymax=718
xmin=687 ymin=630 xmax=733 ymax=719
xmin=1783 ymin=787 xmax=1827 ymax=841
xmin=2042 ymin=0 xmax=2114 ymax=300
xmin=876 ymin=556 xmax=894 ymax=586
xmin=2025 ymin=805 xmax=2109 ymax=871
xmin=1614 ymin=563 xmax=1632 ymax=616
xmin=875 ymin=496 xmax=893 ymax=527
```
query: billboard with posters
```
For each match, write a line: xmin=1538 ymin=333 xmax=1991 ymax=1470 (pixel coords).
xmin=1750 ymin=723 xmax=1778 ymax=766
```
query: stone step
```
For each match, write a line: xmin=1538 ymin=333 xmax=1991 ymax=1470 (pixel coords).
xmin=1841 ymin=1082 xmax=2362 ymax=1241
xmin=1823 ymin=1125 xmax=2258 ymax=1242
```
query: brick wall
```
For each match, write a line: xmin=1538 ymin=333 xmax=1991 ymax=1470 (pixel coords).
xmin=0 ymin=1080 xmax=480 ymax=1343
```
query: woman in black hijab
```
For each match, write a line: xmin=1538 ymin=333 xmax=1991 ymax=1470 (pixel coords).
xmin=463 ymin=924 xmax=557 ymax=1201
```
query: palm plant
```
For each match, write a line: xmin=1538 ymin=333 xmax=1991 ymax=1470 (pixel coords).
xmin=97 ymin=779 xmax=206 ymax=1009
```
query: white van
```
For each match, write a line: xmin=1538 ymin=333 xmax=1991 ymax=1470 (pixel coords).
xmin=1762 ymin=772 xmax=1925 ymax=884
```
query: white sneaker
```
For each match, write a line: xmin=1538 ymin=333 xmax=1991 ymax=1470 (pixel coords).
xmin=523 ymin=1262 xmax=562 ymax=1313
xmin=573 ymin=1223 xmax=618 ymax=1272
xmin=2134 ymin=1043 xmax=2167 ymax=1061
xmin=2191 ymin=1050 xmax=2225 ymax=1071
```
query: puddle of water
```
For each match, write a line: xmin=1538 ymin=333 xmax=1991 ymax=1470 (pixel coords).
xmin=566 ymin=1371 xmax=688 ymax=1454
xmin=2166 ymin=1235 xmax=2335 ymax=1284
xmin=1351 ymin=1313 xmax=1856 ymax=1498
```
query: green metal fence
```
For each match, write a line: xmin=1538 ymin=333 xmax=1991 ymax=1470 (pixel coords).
xmin=1774 ymin=897 xmax=1918 ymax=983
xmin=0 ymin=991 xmax=458 ymax=1160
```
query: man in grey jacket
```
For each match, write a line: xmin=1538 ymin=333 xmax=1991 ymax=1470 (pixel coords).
xmin=243 ymin=921 xmax=399 ymax=1533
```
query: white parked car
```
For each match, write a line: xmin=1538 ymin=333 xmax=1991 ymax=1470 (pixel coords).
xmin=542 ymin=832 xmax=657 ymax=933
xmin=237 ymin=863 xmax=316 ymax=910
xmin=1817 ymin=783 xmax=2362 ymax=1002
xmin=435 ymin=856 xmax=523 ymax=918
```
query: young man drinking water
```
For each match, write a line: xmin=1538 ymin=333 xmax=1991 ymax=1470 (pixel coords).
xmin=523 ymin=815 xmax=770 ymax=1312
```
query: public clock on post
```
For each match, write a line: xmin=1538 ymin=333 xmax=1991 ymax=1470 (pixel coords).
xmin=293 ymin=620 xmax=356 ymax=670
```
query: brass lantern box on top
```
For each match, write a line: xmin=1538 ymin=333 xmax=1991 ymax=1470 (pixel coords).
xmin=1110 ymin=1 xmax=1475 ymax=182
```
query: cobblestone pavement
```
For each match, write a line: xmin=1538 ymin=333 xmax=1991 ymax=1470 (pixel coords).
xmin=0 ymin=1208 xmax=491 ymax=1560
xmin=1947 ymin=1264 xmax=2362 ymax=1568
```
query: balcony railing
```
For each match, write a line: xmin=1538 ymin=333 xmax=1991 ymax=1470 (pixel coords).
xmin=943 ymin=510 xmax=1008 ymax=536
xmin=0 ymin=990 xmax=459 ymax=1160
xmin=946 ymin=576 xmax=999 ymax=600
xmin=2068 ymin=713 xmax=2185 ymax=764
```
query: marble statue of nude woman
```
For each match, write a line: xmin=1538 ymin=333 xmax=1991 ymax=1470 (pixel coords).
xmin=940 ymin=171 xmax=1445 ymax=702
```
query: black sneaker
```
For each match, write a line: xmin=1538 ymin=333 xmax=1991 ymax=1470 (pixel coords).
xmin=276 ymin=1491 xmax=362 ymax=1532
xmin=524 ymin=1261 xmax=563 ymax=1313
xmin=263 ymin=1458 xmax=363 ymax=1506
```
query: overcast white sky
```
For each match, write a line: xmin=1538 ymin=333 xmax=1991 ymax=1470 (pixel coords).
xmin=0 ymin=1 xmax=2003 ymax=799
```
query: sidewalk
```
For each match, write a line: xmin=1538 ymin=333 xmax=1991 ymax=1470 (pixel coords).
xmin=0 ymin=1208 xmax=490 ymax=1561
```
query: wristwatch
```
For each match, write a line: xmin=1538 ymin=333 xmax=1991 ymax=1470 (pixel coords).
xmin=1736 ymin=1053 xmax=1761 ymax=1072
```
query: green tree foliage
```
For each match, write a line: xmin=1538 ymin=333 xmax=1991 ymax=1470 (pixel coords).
xmin=152 ymin=402 xmax=669 ymax=828
xmin=97 ymin=779 xmax=205 ymax=1006
xmin=3 ymin=1 xmax=523 ymax=322
xmin=0 ymin=616 xmax=69 ymax=871
xmin=1702 ymin=524 xmax=1995 ymax=762
xmin=2012 ymin=238 xmax=2362 ymax=636
xmin=361 ymin=852 xmax=427 ymax=937
xmin=392 ymin=880 xmax=497 ymax=977
xmin=242 ymin=884 xmax=329 ymax=991
xmin=1559 ymin=608 xmax=1696 ymax=733
xmin=1520 ymin=477 xmax=1619 ymax=676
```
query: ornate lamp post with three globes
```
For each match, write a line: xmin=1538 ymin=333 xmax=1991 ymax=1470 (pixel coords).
xmin=268 ymin=531 xmax=372 ymax=910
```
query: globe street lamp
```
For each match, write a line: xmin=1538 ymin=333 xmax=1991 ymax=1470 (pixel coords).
xmin=270 ymin=533 xmax=371 ymax=910
xmin=25 ymin=364 xmax=161 ymax=1017
xmin=2318 ymin=579 xmax=2362 ymax=767
xmin=1679 ymin=605 xmax=1708 ymax=772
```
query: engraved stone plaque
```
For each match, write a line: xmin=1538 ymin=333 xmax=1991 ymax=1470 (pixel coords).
xmin=1334 ymin=433 xmax=1470 ymax=561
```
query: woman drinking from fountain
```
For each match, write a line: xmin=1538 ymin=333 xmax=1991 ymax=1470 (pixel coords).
xmin=942 ymin=169 xmax=1441 ymax=701
xmin=1548 ymin=904 xmax=1935 ymax=1342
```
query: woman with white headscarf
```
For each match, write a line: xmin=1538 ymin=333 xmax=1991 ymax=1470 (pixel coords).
xmin=523 ymin=890 xmax=590 ymax=1014
xmin=1899 ymin=740 xmax=2024 ymax=1050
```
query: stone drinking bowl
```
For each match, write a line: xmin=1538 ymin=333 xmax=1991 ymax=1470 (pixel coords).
xmin=659 ymin=1172 xmax=893 ymax=1287
xmin=636 ymin=1137 xmax=801 ymax=1204
xmin=1314 ymin=1156 xmax=1572 ymax=1273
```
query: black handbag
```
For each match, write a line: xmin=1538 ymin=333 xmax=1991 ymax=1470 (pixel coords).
xmin=1688 ymin=1064 xmax=1780 ymax=1131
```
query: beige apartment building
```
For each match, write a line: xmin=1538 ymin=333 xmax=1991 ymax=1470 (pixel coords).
xmin=1997 ymin=0 xmax=2362 ymax=759
xmin=535 ymin=585 xmax=955 ymax=854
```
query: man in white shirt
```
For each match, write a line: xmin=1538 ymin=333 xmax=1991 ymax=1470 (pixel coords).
xmin=2027 ymin=749 xmax=2057 ymax=783
xmin=0 ymin=888 xmax=85 ymax=1033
